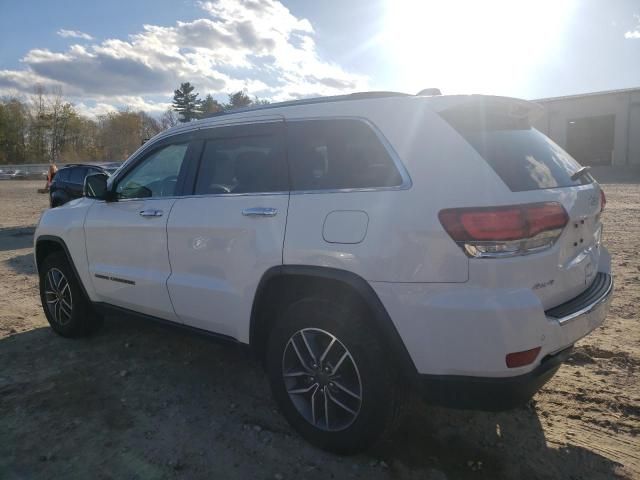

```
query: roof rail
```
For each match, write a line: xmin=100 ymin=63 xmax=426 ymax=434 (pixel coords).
xmin=202 ymin=91 xmax=410 ymax=119
xmin=416 ymin=88 xmax=442 ymax=96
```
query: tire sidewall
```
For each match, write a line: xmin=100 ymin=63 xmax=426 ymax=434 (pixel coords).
xmin=39 ymin=252 xmax=92 ymax=337
xmin=266 ymin=297 xmax=396 ymax=454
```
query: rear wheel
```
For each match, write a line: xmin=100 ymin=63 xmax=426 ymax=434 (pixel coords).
xmin=266 ymin=297 xmax=399 ymax=454
xmin=39 ymin=251 xmax=103 ymax=337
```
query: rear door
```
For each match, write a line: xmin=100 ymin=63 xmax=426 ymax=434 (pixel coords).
xmin=85 ymin=136 xmax=195 ymax=320
xmin=438 ymin=97 xmax=605 ymax=308
xmin=166 ymin=120 xmax=289 ymax=341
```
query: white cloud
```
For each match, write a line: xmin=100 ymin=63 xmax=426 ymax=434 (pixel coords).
xmin=625 ymin=14 xmax=640 ymax=39
xmin=74 ymin=102 xmax=118 ymax=117
xmin=57 ymin=29 xmax=94 ymax=41
xmin=1 ymin=1 xmax=366 ymax=113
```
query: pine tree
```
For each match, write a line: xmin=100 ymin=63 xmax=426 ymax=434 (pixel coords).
xmin=225 ymin=90 xmax=253 ymax=110
xmin=172 ymin=82 xmax=201 ymax=122
xmin=199 ymin=94 xmax=223 ymax=117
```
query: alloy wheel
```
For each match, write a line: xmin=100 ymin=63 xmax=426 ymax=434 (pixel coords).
xmin=44 ymin=268 xmax=73 ymax=326
xmin=282 ymin=328 xmax=362 ymax=432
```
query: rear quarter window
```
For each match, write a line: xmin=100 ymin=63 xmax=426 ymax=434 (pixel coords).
xmin=440 ymin=105 xmax=593 ymax=192
xmin=287 ymin=119 xmax=403 ymax=191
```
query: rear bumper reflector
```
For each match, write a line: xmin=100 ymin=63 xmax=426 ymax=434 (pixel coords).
xmin=506 ymin=347 xmax=541 ymax=368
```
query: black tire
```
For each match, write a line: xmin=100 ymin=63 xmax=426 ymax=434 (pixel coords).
xmin=39 ymin=251 xmax=103 ymax=337
xmin=266 ymin=297 xmax=399 ymax=454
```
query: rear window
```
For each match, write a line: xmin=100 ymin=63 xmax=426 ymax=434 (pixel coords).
xmin=287 ymin=119 xmax=403 ymax=191
xmin=55 ymin=169 xmax=70 ymax=182
xmin=440 ymin=105 xmax=593 ymax=192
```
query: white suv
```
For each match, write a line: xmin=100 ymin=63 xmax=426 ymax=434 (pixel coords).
xmin=34 ymin=92 xmax=613 ymax=453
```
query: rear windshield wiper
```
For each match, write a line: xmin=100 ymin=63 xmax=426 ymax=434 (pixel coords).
xmin=570 ymin=166 xmax=591 ymax=181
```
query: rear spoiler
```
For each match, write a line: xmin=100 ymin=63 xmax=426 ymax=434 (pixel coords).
xmin=425 ymin=94 xmax=544 ymax=125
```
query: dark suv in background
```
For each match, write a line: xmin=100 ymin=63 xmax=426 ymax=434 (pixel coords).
xmin=49 ymin=163 xmax=121 ymax=207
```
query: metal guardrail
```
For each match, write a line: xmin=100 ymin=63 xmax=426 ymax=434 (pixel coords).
xmin=0 ymin=162 xmax=120 ymax=178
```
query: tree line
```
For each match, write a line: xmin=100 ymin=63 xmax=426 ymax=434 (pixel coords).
xmin=171 ymin=82 xmax=268 ymax=122
xmin=0 ymin=84 xmax=269 ymax=165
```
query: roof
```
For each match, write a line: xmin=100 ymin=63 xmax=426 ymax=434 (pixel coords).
xmin=202 ymin=91 xmax=411 ymax=119
xmin=534 ymin=86 xmax=640 ymax=103
xmin=147 ymin=91 xmax=540 ymax=148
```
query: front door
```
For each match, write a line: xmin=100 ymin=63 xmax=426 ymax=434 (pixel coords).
xmin=85 ymin=141 xmax=192 ymax=321
xmin=166 ymin=121 xmax=289 ymax=341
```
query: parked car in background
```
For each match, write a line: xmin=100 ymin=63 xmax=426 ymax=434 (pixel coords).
xmin=99 ymin=162 xmax=123 ymax=175
xmin=0 ymin=169 xmax=26 ymax=180
xmin=49 ymin=164 xmax=116 ymax=207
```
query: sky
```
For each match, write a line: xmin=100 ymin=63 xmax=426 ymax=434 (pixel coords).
xmin=0 ymin=0 xmax=639 ymax=118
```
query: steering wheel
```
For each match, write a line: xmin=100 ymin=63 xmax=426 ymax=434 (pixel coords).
xmin=206 ymin=184 xmax=232 ymax=194
xmin=159 ymin=175 xmax=178 ymax=196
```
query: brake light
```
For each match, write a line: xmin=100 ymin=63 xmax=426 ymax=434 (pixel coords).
xmin=600 ymin=188 xmax=606 ymax=212
xmin=439 ymin=202 xmax=568 ymax=258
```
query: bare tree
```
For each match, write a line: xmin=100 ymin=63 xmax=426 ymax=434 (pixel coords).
xmin=28 ymin=85 xmax=49 ymax=162
xmin=47 ymin=86 xmax=68 ymax=163
xmin=160 ymin=108 xmax=178 ymax=130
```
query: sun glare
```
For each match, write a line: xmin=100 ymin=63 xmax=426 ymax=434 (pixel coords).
xmin=382 ymin=0 xmax=577 ymax=96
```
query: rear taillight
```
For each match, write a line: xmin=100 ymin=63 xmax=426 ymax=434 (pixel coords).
xmin=600 ymin=188 xmax=606 ymax=212
xmin=439 ymin=202 xmax=568 ymax=258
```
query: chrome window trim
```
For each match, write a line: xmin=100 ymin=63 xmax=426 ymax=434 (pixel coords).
xmin=107 ymin=191 xmax=291 ymax=203
xmin=109 ymin=116 xmax=285 ymax=187
xmin=110 ymin=115 xmax=412 ymax=200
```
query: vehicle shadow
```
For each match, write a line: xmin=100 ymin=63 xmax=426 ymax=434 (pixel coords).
xmin=0 ymin=316 xmax=627 ymax=480
xmin=375 ymin=399 xmax=626 ymax=479
xmin=2 ymin=252 xmax=36 ymax=275
xmin=0 ymin=226 xmax=35 ymax=252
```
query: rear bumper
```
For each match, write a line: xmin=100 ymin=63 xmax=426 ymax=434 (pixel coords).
xmin=546 ymin=272 xmax=613 ymax=324
xmin=371 ymin=248 xmax=613 ymax=381
xmin=415 ymin=346 xmax=572 ymax=411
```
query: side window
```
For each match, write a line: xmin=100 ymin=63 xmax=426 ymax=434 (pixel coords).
xmin=194 ymin=127 xmax=287 ymax=195
xmin=116 ymin=143 xmax=189 ymax=199
xmin=70 ymin=167 xmax=87 ymax=184
xmin=287 ymin=119 xmax=403 ymax=191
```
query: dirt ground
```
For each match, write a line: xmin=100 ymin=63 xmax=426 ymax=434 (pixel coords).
xmin=0 ymin=180 xmax=638 ymax=480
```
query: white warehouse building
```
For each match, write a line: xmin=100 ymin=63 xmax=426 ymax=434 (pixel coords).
xmin=533 ymin=87 xmax=640 ymax=168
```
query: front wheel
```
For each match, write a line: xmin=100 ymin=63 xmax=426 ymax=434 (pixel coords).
xmin=39 ymin=251 xmax=103 ymax=337
xmin=266 ymin=298 xmax=399 ymax=454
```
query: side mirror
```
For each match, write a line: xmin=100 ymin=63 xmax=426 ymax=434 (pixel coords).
xmin=84 ymin=173 xmax=113 ymax=201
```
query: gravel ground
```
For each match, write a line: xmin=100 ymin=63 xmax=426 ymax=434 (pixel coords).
xmin=0 ymin=180 xmax=638 ymax=480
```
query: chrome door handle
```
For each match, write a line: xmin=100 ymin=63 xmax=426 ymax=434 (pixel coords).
xmin=139 ymin=209 xmax=163 ymax=217
xmin=242 ymin=207 xmax=278 ymax=217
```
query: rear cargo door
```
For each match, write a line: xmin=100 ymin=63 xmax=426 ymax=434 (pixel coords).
xmin=437 ymin=96 xmax=605 ymax=308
